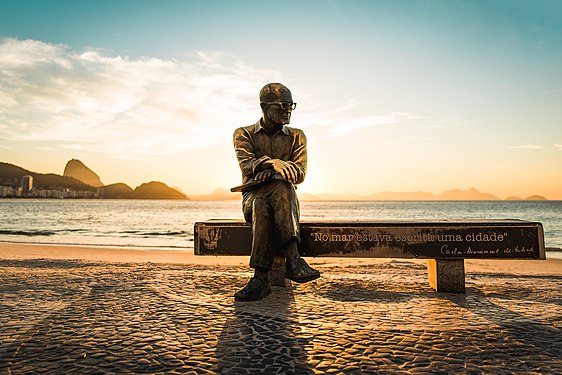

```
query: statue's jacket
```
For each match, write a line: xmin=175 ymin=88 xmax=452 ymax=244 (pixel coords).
xmin=233 ymin=118 xmax=307 ymax=188
xmin=233 ymin=119 xmax=307 ymax=251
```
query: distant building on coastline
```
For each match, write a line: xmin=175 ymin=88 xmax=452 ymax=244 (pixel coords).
xmin=22 ymin=175 xmax=33 ymax=194
xmin=0 ymin=186 xmax=16 ymax=197
xmin=0 ymin=176 xmax=97 ymax=199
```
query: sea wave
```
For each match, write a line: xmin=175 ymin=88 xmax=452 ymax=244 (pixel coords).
xmin=0 ymin=238 xmax=191 ymax=250
xmin=0 ymin=229 xmax=56 ymax=236
xmin=120 ymin=230 xmax=191 ymax=237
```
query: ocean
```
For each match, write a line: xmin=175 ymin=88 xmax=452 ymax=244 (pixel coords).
xmin=1 ymin=199 xmax=561 ymax=253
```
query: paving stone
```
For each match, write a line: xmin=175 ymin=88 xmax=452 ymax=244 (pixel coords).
xmin=0 ymin=259 xmax=561 ymax=373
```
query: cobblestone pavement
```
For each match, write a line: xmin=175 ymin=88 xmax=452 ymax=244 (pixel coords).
xmin=0 ymin=259 xmax=561 ymax=374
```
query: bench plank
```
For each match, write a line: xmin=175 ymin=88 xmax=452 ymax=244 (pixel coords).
xmin=194 ymin=220 xmax=545 ymax=260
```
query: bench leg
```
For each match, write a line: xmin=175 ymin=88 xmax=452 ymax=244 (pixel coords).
xmin=427 ymin=259 xmax=465 ymax=293
xmin=270 ymin=256 xmax=287 ymax=287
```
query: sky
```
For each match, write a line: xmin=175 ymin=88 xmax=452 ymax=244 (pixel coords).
xmin=0 ymin=0 xmax=561 ymax=199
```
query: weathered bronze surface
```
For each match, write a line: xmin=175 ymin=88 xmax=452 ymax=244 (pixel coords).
xmin=232 ymin=84 xmax=307 ymax=272
xmin=230 ymin=83 xmax=319 ymax=300
xmin=194 ymin=220 xmax=546 ymax=260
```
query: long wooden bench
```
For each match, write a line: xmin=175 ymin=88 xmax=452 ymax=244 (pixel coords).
xmin=194 ymin=220 xmax=545 ymax=293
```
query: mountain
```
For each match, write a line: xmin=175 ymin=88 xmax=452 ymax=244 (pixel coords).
xmin=100 ymin=183 xmax=134 ymax=199
xmin=192 ymin=186 xmax=550 ymax=201
xmin=307 ymin=188 xmax=501 ymax=201
xmin=172 ymin=186 xmax=187 ymax=196
xmin=63 ymin=159 xmax=103 ymax=187
xmin=190 ymin=188 xmax=239 ymax=201
xmin=503 ymin=195 xmax=547 ymax=201
xmin=0 ymin=162 xmax=96 ymax=191
xmin=97 ymin=181 xmax=189 ymax=199
xmin=525 ymin=195 xmax=547 ymax=201
xmin=297 ymin=192 xmax=323 ymax=201
xmin=132 ymin=181 xmax=188 ymax=199
xmin=1 ymin=161 xmax=189 ymax=199
xmin=438 ymin=188 xmax=499 ymax=200
xmin=365 ymin=190 xmax=437 ymax=201
xmin=1 ymin=161 xmax=551 ymax=201
xmin=315 ymin=192 xmax=363 ymax=201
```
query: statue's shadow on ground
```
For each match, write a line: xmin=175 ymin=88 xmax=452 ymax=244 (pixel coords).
xmin=318 ymin=278 xmax=434 ymax=303
xmin=319 ymin=286 xmax=425 ymax=303
xmin=445 ymin=287 xmax=562 ymax=357
xmin=214 ymin=285 xmax=314 ymax=374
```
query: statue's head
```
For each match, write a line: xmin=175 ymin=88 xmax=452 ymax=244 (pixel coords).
xmin=260 ymin=83 xmax=295 ymax=125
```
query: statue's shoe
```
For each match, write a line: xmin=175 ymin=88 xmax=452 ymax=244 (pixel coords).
xmin=285 ymin=257 xmax=321 ymax=283
xmin=234 ymin=277 xmax=272 ymax=301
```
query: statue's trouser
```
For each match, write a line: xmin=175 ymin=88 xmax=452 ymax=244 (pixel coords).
xmin=242 ymin=180 xmax=300 ymax=271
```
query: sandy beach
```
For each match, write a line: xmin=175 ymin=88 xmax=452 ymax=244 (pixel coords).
xmin=1 ymin=242 xmax=561 ymax=274
xmin=1 ymin=242 xmax=561 ymax=373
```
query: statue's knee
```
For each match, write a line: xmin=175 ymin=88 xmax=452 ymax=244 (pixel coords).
xmin=271 ymin=179 xmax=296 ymax=199
xmin=271 ymin=179 xmax=291 ymax=188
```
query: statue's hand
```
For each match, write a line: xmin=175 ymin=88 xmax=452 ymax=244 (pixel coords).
xmin=254 ymin=170 xmax=274 ymax=182
xmin=269 ymin=159 xmax=298 ymax=183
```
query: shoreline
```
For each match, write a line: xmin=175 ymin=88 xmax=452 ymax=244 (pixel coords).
xmin=1 ymin=242 xmax=561 ymax=275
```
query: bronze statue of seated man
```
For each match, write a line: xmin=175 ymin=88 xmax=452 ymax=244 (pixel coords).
xmin=232 ymin=82 xmax=320 ymax=301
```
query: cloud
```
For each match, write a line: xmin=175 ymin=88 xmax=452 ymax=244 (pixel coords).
xmin=509 ymin=144 xmax=544 ymax=149
xmin=554 ymin=144 xmax=562 ymax=150
xmin=301 ymin=111 xmax=420 ymax=137
xmin=0 ymin=38 xmax=422 ymax=157
xmin=0 ymin=38 xmax=280 ymax=159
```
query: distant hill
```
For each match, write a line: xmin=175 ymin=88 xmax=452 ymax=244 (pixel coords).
xmin=2 ymin=160 xmax=551 ymax=201
xmin=1 ymin=161 xmax=190 ymax=199
xmin=0 ymin=162 xmax=96 ymax=191
xmin=132 ymin=181 xmax=188 ymax=200
xmin=191 ymin=186 xmax=550 ymax=201
xmin=503 ymin=195 xmax=547 ymax=201
xmin=172 ymin=186 xmax=187 ymax=196
xmin=438 ymin=188 xmax=499 ymax=200
xmin=190 ymin=188 xmax=239 ymax=201
xmin=97 ymin=181 xmax=189 ymax=199
xmin=101 ymin=183 xmax=134 ymax=199
xmin=63 ymin=159 xmax=104 ymax=187
xmin=525 ymin=195 xmax=547 ymax=201
xmin=315 ymin=192 xmax=363 ymax=201
xmin=307 ymin=188 xmax=501 ymax=201
xmin=297 ymin=192 xmax=323 ymax=201
xmin=365 ymin=190 xmax=438 ymax=201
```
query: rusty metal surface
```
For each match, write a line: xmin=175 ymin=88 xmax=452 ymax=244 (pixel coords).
xmin=194 ymin=220 xmax=545 ymax=259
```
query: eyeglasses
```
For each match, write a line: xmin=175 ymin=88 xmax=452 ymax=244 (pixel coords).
xmin=261 ymin=102 xmax=297 ymax=110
